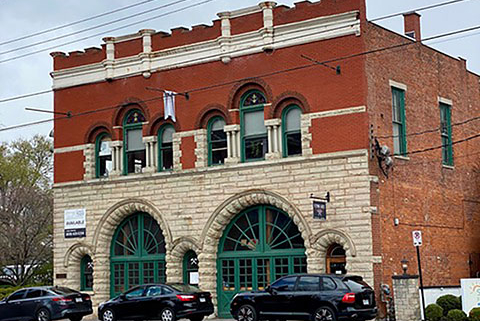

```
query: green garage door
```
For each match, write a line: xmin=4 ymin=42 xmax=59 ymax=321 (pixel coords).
xmin=110 ymin=213 xmax=166 ymax=297
xmin=217 ymin=205 xmax=307 ymax=318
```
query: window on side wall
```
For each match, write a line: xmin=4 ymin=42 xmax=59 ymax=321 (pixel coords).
xmin=241 ymin=91 xmax=268 ymax=162
xmin=392 ymin=87 xmax=407 ymax=156
xmin=123 ymin=110 xmax=146 ymax=174
xmin=282 ymin=105 xmax=302 ymax=157
xmin=440 ymin=102 xmax=453 ymax=166
xmin=158 ymin=125 xmax=174 ymax=171
xmin=208 ymin=117 xmax=227 ymax=165
xmin=95 ymin=133 xmax=112 ymax=178
xmin=81 ymin=255 xmax=93 ymax=291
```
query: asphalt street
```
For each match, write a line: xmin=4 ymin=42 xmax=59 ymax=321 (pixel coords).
xmin=64 ymin=318 xmax=233 ymax=321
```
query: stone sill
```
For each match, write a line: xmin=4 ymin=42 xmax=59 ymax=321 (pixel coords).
xmin=394 ymin=155 xmax=410 ymax=161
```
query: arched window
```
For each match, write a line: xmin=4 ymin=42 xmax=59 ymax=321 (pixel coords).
xmin=326 ymin=244 xmax=346 ymax=275
xmin=123 ymin=110 xmax=146 ymax=175
xmin=208 ymin=117 xmax=227 ymax=165
xmin=282 ymin=105 xmax=302 ymax=157
xmin=80 ymin=255 xmax=93 ymax=291
xmin=95 ymin=133 xmax=112 ymax=178
xmin=158 ymin=125 xmax=174 ymax=171
xmin=183 ymin=250 xmax=199 ymax=285
xmin=241 ymin=91 xmax=268 ymax=162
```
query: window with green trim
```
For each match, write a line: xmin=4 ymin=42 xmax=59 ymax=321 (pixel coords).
xmin=123 ymin=110 xmax=146 ymax=174
xmin=282 ymin=105 xmax=302 ymax=157
xmin=392 ymin=87 xmax=407 ymax=156
xmin=183 ymin=250 xmax=199 ymax=285
xmin=208 ymin=117 xmax=227 ymax=165
xmin=241 ymin=91 xmax=268 ymax=162
xmin=81 ymin=255 xmax=93 ymax=291
xmin=440 ymin=102 xmax=453 ymax=166
xmin=158 ymin=125 xmax=174 ymax=171
xmin=95 ymin=133 xmax=112 ymax=178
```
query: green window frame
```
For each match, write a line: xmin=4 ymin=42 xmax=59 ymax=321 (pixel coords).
xmin=158 ymin=124 xmax=175 ymax=171
xmin=440 ymin=102 xmax=453 ymax=166
xmin=392 ymin=87 xmax=407 ymax=156
xmin=80 ymin=255 xmax=93 ymax=291
xmin=240 ymin=90 xmax=268 ymax=162
xmin=207 ymin=117 xmax=227 ymax=166
xmin=123 ymin=109 xmax=146 ymax=175
xmin=281 ymin=105 xmax=302 ymax=157
xmin=183 ymin=250 xmax=199 ymax=285
xmin=95 ymin=133 xmax=112 ymax=178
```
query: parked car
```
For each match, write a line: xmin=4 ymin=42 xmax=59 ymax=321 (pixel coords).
xmin=0 ymin=285 xmax=92 ymax=321
xmin=230 ymin=274 xmax=377 ymax=321
xmin=98 ymin=283 xmax=214 ymax=321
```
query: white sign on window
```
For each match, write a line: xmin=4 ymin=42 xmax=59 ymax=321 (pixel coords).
xmin=461 ymin=278 xmax=480 ymax=314
xmin=190 ymin=272 xmax=199 ymax=285
xmin=64 ymin=209 xmax=86 ymax=238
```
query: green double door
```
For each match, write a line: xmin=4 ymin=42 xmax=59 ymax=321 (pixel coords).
xmin=217 ymin=206 xmax=307 ymax=318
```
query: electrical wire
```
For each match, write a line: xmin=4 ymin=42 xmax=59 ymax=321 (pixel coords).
xmin=0 ymin=0 xmax=219 ymax=64
xmin=0 ymin=0 xmax=159 ymax=47
xmin=0 ymin=0 xmax=191 ymax=56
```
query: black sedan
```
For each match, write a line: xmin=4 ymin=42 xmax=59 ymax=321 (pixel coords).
xmin=230 ymin=274 xmax=377 ymax=321
xmin=0 ymin=286 xmax=92 ymax=321
xmin=98 ymin=284 xmax=214 ymax=321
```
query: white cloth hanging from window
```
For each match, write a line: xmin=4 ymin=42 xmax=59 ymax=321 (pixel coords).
xmin=163 ymin=90 xmax=176 ymax=122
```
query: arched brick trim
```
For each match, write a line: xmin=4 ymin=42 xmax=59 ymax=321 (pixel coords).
xmin=84 ymin=122 xmax=112 ymax=144
xmin=168 ymin=237 xmax=201 ymax=283
xmin=195 ymin=104 xmax=229 ymax=129
xmin=63 ymin=243 xmax=94 ymax=290
xmin=91 ymin=198 xmax=172 ymax=305
xmin=270 ymin=91 xmax=311 ymax=119
xmin=227 ymin=79 xmax=273 ymax=119
xmin=198 ymin=189 xmax=311 ymax=311
xmin=146 ymin=112 xmax=181 ymax=136
xmin=311 ymin=229 xmax=356 ymax=257
xmin=112 ymin=97 xmax=150 ymax=126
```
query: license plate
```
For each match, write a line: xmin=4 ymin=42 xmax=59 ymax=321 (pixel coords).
xmin=363 ymin=299 xmax=369 ymax=305
xmin=200 ymin=298 xmax=206 ymax=303
xmin=75 ymin=298 xmax=82 ymax=303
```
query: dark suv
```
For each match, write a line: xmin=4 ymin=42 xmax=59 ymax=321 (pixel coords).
xmin=230 ymin=274 xmax=377 ymax=321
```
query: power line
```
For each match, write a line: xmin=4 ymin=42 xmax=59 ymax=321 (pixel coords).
xmin=405 ymin=132 xmax=480 ymax=156
xmin=0 ymin=90 xmax=52 ymax=104
xmin=0 ymin=0 xmax=219 ymax=64
xmin=0 ymin=0 xmax=191 ymax=56
xmin=370 ymin=0 xmax=472 ymax=22
xmin=0 ymin=0 xmax=159 ymax=47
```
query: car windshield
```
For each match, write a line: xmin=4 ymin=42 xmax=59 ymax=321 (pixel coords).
xmin=49 ymin=286 xmax=78 ymax=295
xmin=168 ymin=284 xmax=201 ymax=293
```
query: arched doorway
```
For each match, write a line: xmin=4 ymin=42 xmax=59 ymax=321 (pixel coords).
xmin=217 ymin=205 xmax=306 ymax=317
xmin=110 ymin=212 xmax=166 ymax=296
xmin=326 ymin=243 xmax=346 ymax=275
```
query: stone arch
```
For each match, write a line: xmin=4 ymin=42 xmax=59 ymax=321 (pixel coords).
xmin=91 ymin=198 xmax=172 ymax=304
xmin=199 ymin=189 xmax=312 ymax=309
xmin=63 ymin=243 xmax=94 ymax=290
xmin=310 ymin=229 xmax=357 ymax=273
xmin=168 ymin=237 xmax=201 ymax=283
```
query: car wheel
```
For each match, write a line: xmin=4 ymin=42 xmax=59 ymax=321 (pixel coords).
xmin=160 ymin=307 xmax=176 ymax=321
xmin=102 ymin=309 xmax=116 ymax=321
xmin=189 ymin=316 xmax=204 ymax=321
xmin=236 ymin=304 xmax=257 ymax=321
xmin=312 ymin=306 xmax=336 ymax=321
xmin=36 ymin=308 xmax=51 ymax=321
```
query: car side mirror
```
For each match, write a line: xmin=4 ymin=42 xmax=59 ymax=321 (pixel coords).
xmin=265 ymin=285 xmax=271 ymax=293
xmin=119 ymin=294 xmax=126 ymax=300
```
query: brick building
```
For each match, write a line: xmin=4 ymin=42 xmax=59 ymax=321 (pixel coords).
xmin=50 ymin=0 xmax=480 ymax=317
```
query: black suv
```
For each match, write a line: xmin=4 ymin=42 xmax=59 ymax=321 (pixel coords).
xmin=230 ymin=274 xmax=377 ymax=321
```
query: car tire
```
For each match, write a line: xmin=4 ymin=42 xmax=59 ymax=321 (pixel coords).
xmin=102 ymin=309 xmax=116 ymax=321
xmin=312 ymin=306 xmax=336 ymax=321
xmin=236 ymin=304 xmax=257 ymax=321
xmin=189 ymin=316 xmax=204 ymax=321
xmin=160 ymin=307 xmax=176 ymax=321
xmin=36 ymin=308 xmax=51 ymax=321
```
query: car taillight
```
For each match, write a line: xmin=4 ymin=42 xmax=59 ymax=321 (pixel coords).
xmin=342 ymin=293 xmax=356 ymax=304
xmin=84 ymin=295 xmax=91 ymax=301
xmin=176 ymin=294 xmax=196 ymax=301
xmin=52 ymin=297 xmax=72 ymax=304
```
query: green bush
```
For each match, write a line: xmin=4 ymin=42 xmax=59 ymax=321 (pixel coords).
xmin=469 ymin=307 xmax=480 ymax=321
xmin=446 ymin=309 xmax=467 ymax=321
xmin=437 ymin=295 xmax=462 ymax=315
xmin=0 ymin=285 xmax=22 ymax=300
xmin=426 ymin=303 xmax=444 ymax=321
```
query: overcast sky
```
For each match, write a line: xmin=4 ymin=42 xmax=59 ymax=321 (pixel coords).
xmin=0 ymin=0 xmax=479 ymax=143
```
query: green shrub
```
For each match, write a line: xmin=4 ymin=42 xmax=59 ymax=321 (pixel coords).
xmin=446 ymin=309 xmax=467 ymax=321
xmin=426 ymin=303 xmax=444 ymax=321
xmin=437 ymin=295 xmax=462 ymax=315
xmin=0 ymin=285 xmax=22 ymax=300
xmin=469 ymin=307 xmax=480 ymax=321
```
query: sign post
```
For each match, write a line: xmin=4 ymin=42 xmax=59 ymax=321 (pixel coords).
xmin=413 ymin=230 xmax=426 ymax=321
